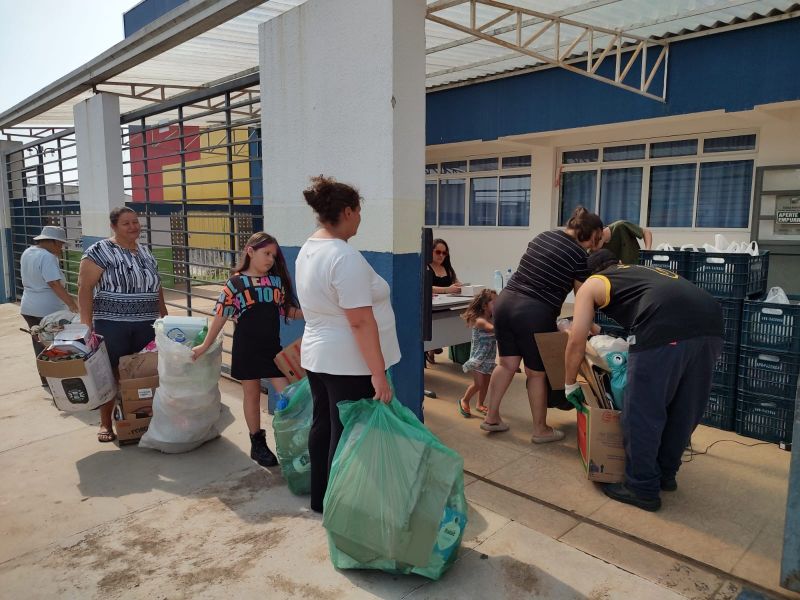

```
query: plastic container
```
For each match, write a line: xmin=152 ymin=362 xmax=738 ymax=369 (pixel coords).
xmin=701 ymin=384 xmax=736 ymax=431
xmin=493 ymin=270 xmax=504 ymax=292
xmin=735 ymin=390 xmax=795 ymax=444
xmin=737 ymin=347 xmax=800 ymax=400
xmin=741 ymin=298 xmax=800 ymax=354
xmin=718 ymin=298 xmax=744 ymax=347
xmin=158 ymin=316 xmax=208 ymax=347
xmin=712 ymin=343 xmax=739 ymax=389
xmin=638 ymin=249 xmax=691 ymax=279
xmin=688 ymin=251 xmax=769 ymax=299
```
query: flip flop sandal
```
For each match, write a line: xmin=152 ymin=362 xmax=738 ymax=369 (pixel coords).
xmin=458 ymin=399 xmax=471 ymax=418
xmin=475 ymin=405 xmax=488 ymax=415
xmin=97 ymin=429 xmax=116 ymax=443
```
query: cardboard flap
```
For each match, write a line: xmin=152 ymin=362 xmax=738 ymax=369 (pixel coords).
xmin=274 ymin=337 xmax=305 ymax=383
xmin=37 ymin=356 xmax=88 ymax=378
xmin=534 ymin=332 xmax=568 ymax=390
xmin=119 ymin=375 xmax=159 ymax=391
xmin=118 ymin=352 xmax=158 ymax=380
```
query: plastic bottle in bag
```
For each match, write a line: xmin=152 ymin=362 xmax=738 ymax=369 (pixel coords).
xmin=493 ymin=270 xmax=504 ymax=292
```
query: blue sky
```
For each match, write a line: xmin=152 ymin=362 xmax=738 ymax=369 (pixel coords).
xmin=0 ymin=0 xmax=138 ymax=114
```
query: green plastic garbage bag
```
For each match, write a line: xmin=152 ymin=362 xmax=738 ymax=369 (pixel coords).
xmin=271 ymin=377 xmax=312 ymax=495
xmin=323 ymin=398 xmax=467 ymax=580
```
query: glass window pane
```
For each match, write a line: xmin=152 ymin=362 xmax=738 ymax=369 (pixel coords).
xmin=469 ymin=158 xmax=499 ymax=172
xmin=650 ymin=139 xmax=697 ymax=158
xmin=502 ymin=155 xmax=532 ymax=168
xmin=696 ymin=160 xmax=753 ymax=228
xmin=438 ymin=179 xmax=466 ymax=226
xmin=563 ymin=149 xmax=599 ymax=164
xmin=703 ymin=134 xmax=756 ymax=153
xmin=425 ymin=163 xmax=438 ymax=175
xmin=648 ymin=163 xmax=696 ymax=227
xmin=603 ymin=144 xmax=645 ymax=161
xmin=560 ymin=170 xmax=597 ymax=225
xmin=441 ymin=160 xmax=467 ymax=174
xmin=499 ymin=175 xmax=530 ymax=227
xmin=599 ymin=167 xmax=643 ymax=224
xmin=425 ymin=181 xmax=437 ymax=226
xmin=469 ymin=177 xmax=497 ymax=226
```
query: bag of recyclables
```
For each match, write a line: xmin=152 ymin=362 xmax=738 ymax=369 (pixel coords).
xmin=272 ymin=377 xmax=313 ymax=495
xmin=323 ymin=398 xmax=467 ymax=580
xmin=138 ymin=318 xmax=222 ymax=454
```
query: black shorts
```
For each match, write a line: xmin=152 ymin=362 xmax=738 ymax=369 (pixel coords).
xmin=94 ymin=319 xmax=156 ymax=369
xmin=493 ymin=290 xmax=559 ymax=372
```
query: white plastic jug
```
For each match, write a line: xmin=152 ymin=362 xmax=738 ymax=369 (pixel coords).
xmin=158 ymin=316 xmax=207 ymax=346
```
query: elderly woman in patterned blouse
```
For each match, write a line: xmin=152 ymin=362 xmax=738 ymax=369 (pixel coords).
xmin=78 ymin=206 xmax=167 ymax=443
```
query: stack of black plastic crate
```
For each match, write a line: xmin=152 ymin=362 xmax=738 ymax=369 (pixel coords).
xmin=639 ymin=249 xmax=770 ymax=433
xmin=736 ymin=295 xmax=800 ymax=448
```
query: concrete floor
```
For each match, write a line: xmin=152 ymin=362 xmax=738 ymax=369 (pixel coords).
xmin=0 ymin=301 xmax=795 ymax=599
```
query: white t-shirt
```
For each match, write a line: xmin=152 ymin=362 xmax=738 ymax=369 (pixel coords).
xmin=20 ymin=246 xmax=68 ymax=317
xmin=296 ymin=237 xmax=401 ymax=376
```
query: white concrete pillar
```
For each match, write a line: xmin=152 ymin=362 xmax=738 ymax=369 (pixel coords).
xmin=73 ymin=93 xmax=124 ymax=242
xmin=0 ymin=140 xmax=23 ymax=302
xmin=260 ymin=0 xmax=427 ymax=416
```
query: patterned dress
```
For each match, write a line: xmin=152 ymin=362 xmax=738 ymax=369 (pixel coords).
xmin=462 ymin=326 xmax=497 ymax=375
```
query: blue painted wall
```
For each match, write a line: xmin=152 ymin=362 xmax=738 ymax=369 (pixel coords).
xmin=123 ymin=0 xmax=189 ymax=38
xmin=426 ymin=18 xmax=800 ymax=145
xmin=280 ymin=245 xmax=424 ymax=420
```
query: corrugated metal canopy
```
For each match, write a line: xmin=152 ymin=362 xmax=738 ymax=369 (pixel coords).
xmin=3 ymin=0 xmax=798 ymax=128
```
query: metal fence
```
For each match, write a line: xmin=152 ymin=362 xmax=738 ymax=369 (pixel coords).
xmin=3 ymin=129 xmax=82 ymax=298
xmin=120 ymin=73 xmax=263 ymax=371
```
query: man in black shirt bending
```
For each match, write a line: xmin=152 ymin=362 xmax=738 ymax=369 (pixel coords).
xmin=564 ymin=250 xmax=723 ymax=511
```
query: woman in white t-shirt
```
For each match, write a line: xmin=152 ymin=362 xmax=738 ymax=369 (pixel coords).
xmin=295 ymin=175 xmax=401 ymax=514
xmin=20 ymin=226 xmax=79 ymax=386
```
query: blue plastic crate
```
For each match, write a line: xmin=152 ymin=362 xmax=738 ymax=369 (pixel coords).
xmin=718 ymin=298 xmax=743 ymax=347
xmin=712 ymin=343 xmax=739 ymax=389
xmin=741 ymin=299 xmax=800 ymax=354
xmin=689 ymin=251 xmax=769 ymax=299
xmin=639 ymin=249 xmax=691 ymax=278
xmin=702 ymin=384 xmax=736 ymax=431
xmin=737 ymin=347 xmax=800 ymax=400
xmin=735 ymin=390 xmax=795 ymax=444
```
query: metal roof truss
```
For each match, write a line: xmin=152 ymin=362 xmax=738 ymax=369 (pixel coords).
xmin=427 ymin=0 xmax=669 ymax=101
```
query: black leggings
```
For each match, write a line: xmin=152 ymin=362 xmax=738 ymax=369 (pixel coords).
xmin=306 ymin=370 xmax=375 ymax=513
xmin=22 ymin=315 xmax=47 ymax=386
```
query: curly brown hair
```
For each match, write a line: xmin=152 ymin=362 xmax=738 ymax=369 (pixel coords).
xmin=461 ymin=289 xmax=497 ymax=327
xmin=302 ymin=175 xmax=361 ymax=226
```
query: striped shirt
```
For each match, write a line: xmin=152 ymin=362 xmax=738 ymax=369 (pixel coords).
xmin=82 ymin=239 xmax=161 ymax=321
xmin=505 ymin=230 xmax=590 ymax=309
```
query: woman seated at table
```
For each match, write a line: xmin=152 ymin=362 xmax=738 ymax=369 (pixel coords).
xmin=428 ymin=238 xmax=461 ymax=295
xmin=426 ymin=238 xmax=461 ymax=364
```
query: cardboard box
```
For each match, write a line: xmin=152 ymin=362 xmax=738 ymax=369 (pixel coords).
xmin=115 ymin=416 xmax=152 ymax=445
xmin=37 ymin=340 xmax=116 ymax=412
xmin=118 ymin=351 xmax=158 ymax=381
xmin=120 ymin=374 xmax=159 ymax=407
xmin=535 ymin=332 xmax=625 ymax=483
xmin=274 ymin=338 xmax=305 ymax=382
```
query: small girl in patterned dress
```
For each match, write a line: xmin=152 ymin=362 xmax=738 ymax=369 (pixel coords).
xmin=458 ymin=289 xmax=497 ymax=418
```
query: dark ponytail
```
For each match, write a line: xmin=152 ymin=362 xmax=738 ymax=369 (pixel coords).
xmin=303 ymin=175 xmax=361 ymax=226
xmin=566 ymin=206 xmax=603 ymax=242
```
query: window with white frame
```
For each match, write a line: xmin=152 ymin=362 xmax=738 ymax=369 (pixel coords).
xmin=425 ymin=155 xmax=532 ymax=227
xmin=558 ymin=133 xmax=756 ymax=229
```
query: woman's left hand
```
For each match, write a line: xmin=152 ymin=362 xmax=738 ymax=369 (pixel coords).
xmin=371 ymin=373 xmax=392 ymax=404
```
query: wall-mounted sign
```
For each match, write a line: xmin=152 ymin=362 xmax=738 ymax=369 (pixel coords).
xmin=775 ymin=196 xmax=800 ymax=235
xmin=776 ymin=210 xmax=800 ymax=224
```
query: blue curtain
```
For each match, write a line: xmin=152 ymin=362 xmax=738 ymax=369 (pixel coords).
xmin=498 ymin=175 xmax=530 ymax=226
xmin=696 ymin=160 xmax=753 ymax=228
xmin=425 ymin=181 xmax=437 ymax=226
xmin=648 ymin=163 xmax=695 ymax=227
xmin=469 ymin=177 xmax=498 ymax=226
xmin=599 ymin=167 xmax=642 ymax=224
xmin=560 ymin=170 xmax=597 ymax=225
xmin=438 ymin=179 xmax=466 ymax=226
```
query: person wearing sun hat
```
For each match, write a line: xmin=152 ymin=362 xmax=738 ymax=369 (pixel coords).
xmin=20 ymin=226 xmax=79 ymax=386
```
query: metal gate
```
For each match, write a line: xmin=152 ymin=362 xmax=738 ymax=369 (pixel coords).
xmin=4 ymin=129 xmax=82 ymax=298
xmin=120 ymin=73 xmax=262 ymax=371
